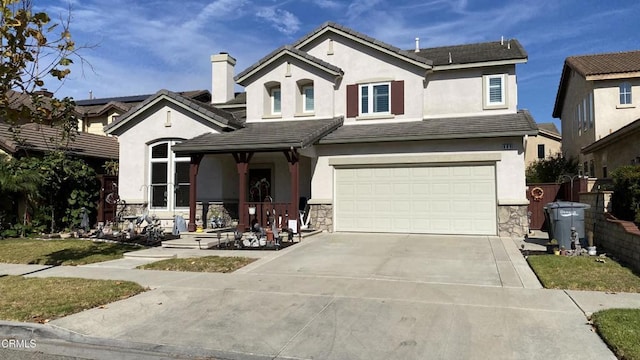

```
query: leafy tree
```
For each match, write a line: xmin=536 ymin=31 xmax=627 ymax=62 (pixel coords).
xmin=610 ymin=165 xmax=640 ymax=224
xmin=0 ymin=1 xmax=98 ymax=236
xmin=526 ymin=153 xmax=579 ymax=183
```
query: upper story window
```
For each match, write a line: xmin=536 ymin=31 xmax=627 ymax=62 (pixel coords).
xmin=271 ymin=87 xmax=281 ymax=114
xmin=149 ymin=140 xmax=189 ymax=210
xmin=303 ymin=85 xmax=314 ymax=113
xmin=346 ymin=81 xmax=404 ymax=118
xmin=620 ymin=82 xmax=632 ymax=105
xmin=296 ymin=79 xmax=314 ymax=115
xmin=483 ymin=74 xmax=506 ymax=109
xmin=537 ymin=144 xmax=545 ymax=159
xmin=359 ymin=82 xmax=390 ymax=115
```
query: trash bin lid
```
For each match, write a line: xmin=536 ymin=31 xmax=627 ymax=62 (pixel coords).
xmin=544 ymin=201 xmax=591 ymax=209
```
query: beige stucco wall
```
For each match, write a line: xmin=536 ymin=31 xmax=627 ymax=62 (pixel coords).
xmin=524 ymin=133 xmax=562 ymax=167
xmin=587 ymin=131 xmax=640 ymax=178
xmin=561 ymin=73 xmax=640 ymax=164
xmin=311 ymin=137 xmax=528 ymax=207
xmin=242 ymin=33 xmax=520 ymax=124
xmin=84 ymin=111 xmax=120 ymax=135
xmin=424 ymin=67 xmax=518 ymax=118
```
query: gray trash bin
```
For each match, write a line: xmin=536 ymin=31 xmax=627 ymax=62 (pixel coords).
xmin=545 ymin=202 xmax=591 ymax=250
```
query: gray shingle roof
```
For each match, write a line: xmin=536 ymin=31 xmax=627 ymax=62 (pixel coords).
xmin=293 ymin=22 xmax=433 ymax=67
xmin=172 ymin=117 xmax=344 ymax=154
xmin=413 ymin=40 xmax=527 ymax=66
xmin=104 ymin=89 xmax=242 ymax=134
xmin=320 ymin=110 xmax=537 ymax=144
xmin=537 ymin=122 xmax=560 ymax=136
xmin=0 ymin=122 xmax=118 ymax=159
xmin=235 ymin=45 xmax=344 ymax=83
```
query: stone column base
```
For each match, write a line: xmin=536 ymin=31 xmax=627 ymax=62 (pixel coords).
xmin=498 ymin=205 xmax=528 ymax=238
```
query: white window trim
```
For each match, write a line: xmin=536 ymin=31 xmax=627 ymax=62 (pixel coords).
xmin=270 ymin=87 xmax=281 ymax=115
xmin=620 ymin=82 xmax=632 ymax=105
xmin=302 ymin=85 xmax=314 ymax=113
xmin=149 ymin=140 xmax=190 ymax=211
xmin=483 ymin=74 xmax=507 ymax=109
xmin=358 ymin=82 xmax=391 ymax=116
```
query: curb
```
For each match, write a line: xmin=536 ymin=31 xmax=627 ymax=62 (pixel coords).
xmin=0 ymin=321 xmax=272 ymax=360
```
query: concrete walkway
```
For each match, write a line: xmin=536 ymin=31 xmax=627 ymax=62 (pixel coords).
xmin=1 ymin=233 xmax=639 ymax=359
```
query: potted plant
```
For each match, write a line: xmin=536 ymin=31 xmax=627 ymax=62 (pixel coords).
xmin=546 ymin=239 xmax=559 ymax=255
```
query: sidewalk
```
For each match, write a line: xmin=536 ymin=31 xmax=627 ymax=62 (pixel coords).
xmin=1 ymin=233 xmax=639 ymax=359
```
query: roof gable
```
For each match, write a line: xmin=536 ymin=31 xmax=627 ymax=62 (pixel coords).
xmin=104 ymin=89 xmax=242 ymax=135
xmin=293 ymin=22 xmax=433 ymax=70
xmin=235 ymin=46 xmax=344 ymax=85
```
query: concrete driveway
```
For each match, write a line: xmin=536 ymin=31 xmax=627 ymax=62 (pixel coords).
xmin=238 ymin=233 xmax=539 ymax=288
xmin=17 ymin=233 xmax=615 ymax=359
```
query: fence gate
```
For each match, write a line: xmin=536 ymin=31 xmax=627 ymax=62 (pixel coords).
xmin=526 ymin=183 xmax=560 ymax=230
xmin=98 ymin=175 xmax=118 ymax=223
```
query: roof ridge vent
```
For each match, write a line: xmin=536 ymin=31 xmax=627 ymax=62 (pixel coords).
xmin=415 ymin=37 xmax=420 ymax=53
xmin=501 ymin=36 xmax=504 ymax=45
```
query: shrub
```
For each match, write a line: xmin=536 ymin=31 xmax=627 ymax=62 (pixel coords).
xmin=610 ymin=165 xmax=640 ymax=223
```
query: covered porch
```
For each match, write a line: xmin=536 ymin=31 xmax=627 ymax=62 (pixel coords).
xmin=172 ymin=117 xmax=343 ymax=233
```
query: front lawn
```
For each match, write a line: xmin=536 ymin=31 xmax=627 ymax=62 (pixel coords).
xmin=137 ymin=256 xmax=257 ymax=273
xmin=0 ymin=276 xmax=145 ymax=323
xmin=592 ymin=309 xmax=640 ymax=360
xmin=0 ymin=238 xmax=143 ymax=266
xmin=527 ymin=255 xmax=640 ymax=292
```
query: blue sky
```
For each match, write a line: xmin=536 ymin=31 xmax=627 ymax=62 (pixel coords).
xmin=39 ymin=0 xmax=640 ymax=131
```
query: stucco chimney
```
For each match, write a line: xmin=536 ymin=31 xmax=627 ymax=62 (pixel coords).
xmin=211 ymin=52 xmax=236 ymax=104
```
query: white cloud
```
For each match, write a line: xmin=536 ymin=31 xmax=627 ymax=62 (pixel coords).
xmin=346 ymin=0 xmax=383 ymax=19
xmin=312 ymin=0 xmax=342 ymax=9
xmin=255 ymin=7 xmax=301 ymax=35
xmin=184 ymin=0 xmax=249 ymax=30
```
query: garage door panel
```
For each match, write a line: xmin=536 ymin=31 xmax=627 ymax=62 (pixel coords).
xmin=335 ymin=165 xmax=497 ymax=235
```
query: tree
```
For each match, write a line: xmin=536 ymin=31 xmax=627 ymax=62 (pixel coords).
xmin=526 ymin=153 xmax=579 ymax=183
xmin=1 ymin=0 xmax=79 ymax=147
xmin=0 ymin=1 xmax=98 ymax=235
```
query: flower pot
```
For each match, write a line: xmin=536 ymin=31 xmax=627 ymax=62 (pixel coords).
xmin=587 ymin=246 xmax=597 ymax=256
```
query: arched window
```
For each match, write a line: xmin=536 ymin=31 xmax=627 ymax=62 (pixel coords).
xmin=620 ymin=82 xmax=632 ymax=105
xmin=149 ymin=140 xmax=189 ymax=210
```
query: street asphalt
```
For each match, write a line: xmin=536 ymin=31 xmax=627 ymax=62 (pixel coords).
xmin=1 ymin=232 xmax=639 ymax=359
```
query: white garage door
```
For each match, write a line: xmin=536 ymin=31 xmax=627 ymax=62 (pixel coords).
xmin=335 ymin=165 xmax=497 ymax=235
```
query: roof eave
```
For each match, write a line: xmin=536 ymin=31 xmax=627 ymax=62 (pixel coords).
xmin=432 ymin=58 xmax=527 ymax=71
xmin=552 ymin=63 xmax=572 ymax=118
xmin=320 ymin=130 xmax=538 ymax=145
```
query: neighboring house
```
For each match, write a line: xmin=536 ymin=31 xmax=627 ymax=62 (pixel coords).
xmin=582 ymin=117 xmax=640 ymax=178
xmin=553 ymin=50 xmax=640 ymax=176
xmin=107 ymin=22 xmax=537 ymax=237
xmin=524 ymin=122 xmax=562 ymax=167
xmin=0 ymin=122 xmax=118 ymax=168
xmin=75 ymin=90 xmax=214 ymax=136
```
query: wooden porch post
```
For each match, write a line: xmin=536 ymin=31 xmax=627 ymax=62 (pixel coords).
xmin=187 ymin=154 xmax=204 ymax=232
xmin=284 ymin=149 xmax=300 ymax=228
xmin=233 ymin=152 xmax=254 ymax=229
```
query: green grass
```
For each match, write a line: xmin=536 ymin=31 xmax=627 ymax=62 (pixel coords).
xmin=138 ymin=256 xmax=257 ymax=273
xmin=0 ymin=276 xmax=146 ymax=323
xmin=527 ymin=255 xmax=640 ymax=292
xmin=592 ymin=309 xmax=640 ymax=360
xmin=0 ymin=238 xmax=143 ymax=266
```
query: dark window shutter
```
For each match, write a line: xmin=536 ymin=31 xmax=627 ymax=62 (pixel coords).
xmin=391 ymin=80 xmax=404 ymax=115
xmin=346 ymin=84 xmax=358 ymax=118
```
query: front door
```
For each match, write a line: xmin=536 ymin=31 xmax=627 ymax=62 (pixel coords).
xmin=248 ymin=168 xmax=272 ymax=202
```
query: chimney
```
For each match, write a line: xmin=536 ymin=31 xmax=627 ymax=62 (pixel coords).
xmin=211 ymin=52 xmax=236 ymax=104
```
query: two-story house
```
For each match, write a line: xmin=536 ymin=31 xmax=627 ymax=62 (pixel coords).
xmin=553 ymin=50 xmax=640 ymax=177
xmin=106 ymin=22 xmax=537 ymax=237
